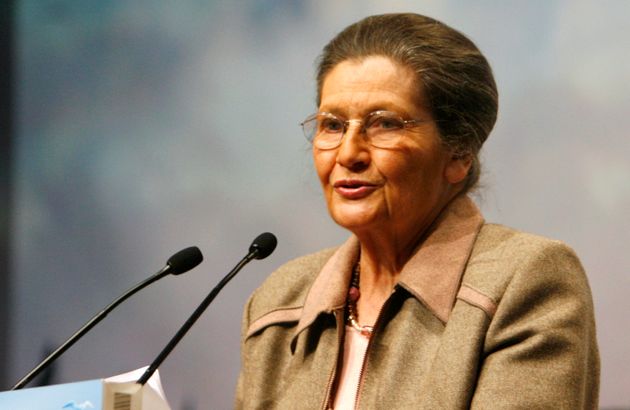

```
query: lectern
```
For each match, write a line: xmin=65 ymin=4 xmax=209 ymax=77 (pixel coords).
xmin=0 ymin=367 xmax=170 ymax=410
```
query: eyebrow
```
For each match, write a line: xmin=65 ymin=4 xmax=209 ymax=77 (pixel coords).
xmin=318 ymin=102 xmax=413 ymax=118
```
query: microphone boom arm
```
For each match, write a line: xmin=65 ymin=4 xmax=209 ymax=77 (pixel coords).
xmin=137 ymin=251 xmax=257 ymax=385
xmin=11 ymin=246 xmax=203 ymax=390
xmin=12 ymin=266 xmax=171 ymax=390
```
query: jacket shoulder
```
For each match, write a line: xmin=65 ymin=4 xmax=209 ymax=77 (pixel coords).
xmin=463 ymin=223 xmax=587 ymax=303
xmin=461 ymin=226 xmax=599 ymax=408
xmin=247 ymin=247 xmax=337 ymax=323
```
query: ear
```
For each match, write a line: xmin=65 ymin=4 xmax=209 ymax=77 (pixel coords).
xmin=445 ymin=153 xmax=472 ymax=184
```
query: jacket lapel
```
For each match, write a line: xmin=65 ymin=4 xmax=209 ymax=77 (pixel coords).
xmin=292 ymin=236 xmax=359 ymax=341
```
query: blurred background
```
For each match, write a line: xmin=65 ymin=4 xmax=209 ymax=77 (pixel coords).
xmin=1 ymin=1 xmax=629 ymax=408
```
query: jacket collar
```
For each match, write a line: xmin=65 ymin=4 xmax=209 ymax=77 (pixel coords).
xmin=294 ymin=195 xmax=484 ymax=337
xmin=396 ymin=195 xmax=484 ymax=322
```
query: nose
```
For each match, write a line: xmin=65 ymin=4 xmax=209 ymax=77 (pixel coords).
xmin=335 ymin=121 xmax=370 ymax=171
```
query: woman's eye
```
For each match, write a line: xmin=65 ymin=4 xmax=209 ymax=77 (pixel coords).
xmin=320 ymin=118 xmax=344 ymax=133
xmin=372 ymin=116 xmax=404 ymax=130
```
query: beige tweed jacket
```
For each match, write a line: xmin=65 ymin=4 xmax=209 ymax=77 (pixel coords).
xmin=235 ymin=195 xmax=599 ymax=409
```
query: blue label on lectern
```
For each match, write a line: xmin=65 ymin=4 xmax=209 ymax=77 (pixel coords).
xmin=0 ymin=379 xmax=103 ymax=409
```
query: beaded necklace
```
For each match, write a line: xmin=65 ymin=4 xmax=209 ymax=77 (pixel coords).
xmin=346 ymin=262 xmax=374 ymax=337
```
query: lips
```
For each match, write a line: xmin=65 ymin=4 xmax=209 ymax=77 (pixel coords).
xmin=333 ymin=179 xmax=378 ymax=199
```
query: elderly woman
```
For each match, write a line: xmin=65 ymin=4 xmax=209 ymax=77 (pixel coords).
xmin=236 ymin=13 xmax=599 ymax=409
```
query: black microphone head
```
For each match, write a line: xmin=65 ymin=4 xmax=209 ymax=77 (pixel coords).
xmin=167 ymin=246 xmax=203 ymax=275
xmin=249 ymin=232 xmax=277 ymax=260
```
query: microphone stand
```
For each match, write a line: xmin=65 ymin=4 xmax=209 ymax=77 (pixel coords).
xmin=12 ymin=246 xmax=203 ymax=390
xmin=137 ymin=251 xmax=258 ymax=385
xmin=12 ymin=266 xmax=171 ymax=390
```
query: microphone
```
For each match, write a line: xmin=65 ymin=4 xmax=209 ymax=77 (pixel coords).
xmin=11 ymin=246 xmax=204 ymax=390
xmin=136 ymin=232 xmax=277 ymax=385
xmin=248 ymin=232 xmax=277 ymax=260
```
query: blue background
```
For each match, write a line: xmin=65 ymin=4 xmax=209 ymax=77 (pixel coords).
xmin=9 ymin=1 xmax=630 ymax=408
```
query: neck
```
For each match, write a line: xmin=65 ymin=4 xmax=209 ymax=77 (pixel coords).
xmin=353 ymin=192 xmax=460 ymax=298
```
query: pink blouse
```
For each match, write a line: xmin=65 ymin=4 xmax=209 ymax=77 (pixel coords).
xmin=332 ymin=325 xmax=370 ymax=409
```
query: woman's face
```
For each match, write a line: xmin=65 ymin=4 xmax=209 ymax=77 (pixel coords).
xmin=314 ymin=56 xmax=468 ymax=237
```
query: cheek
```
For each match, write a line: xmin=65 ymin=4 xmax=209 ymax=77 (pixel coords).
xmin=313 ymin=150 xmax=336 ymax=186
xmin=378 ymin=148 xmax=447 ymax=194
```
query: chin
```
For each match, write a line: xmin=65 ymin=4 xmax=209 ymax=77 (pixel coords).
xmin=329 ymin=205 xmax=382 ymax=232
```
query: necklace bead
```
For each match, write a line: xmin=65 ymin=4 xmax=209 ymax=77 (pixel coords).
xmin=346 ymin=262 xmax=373 ymax=336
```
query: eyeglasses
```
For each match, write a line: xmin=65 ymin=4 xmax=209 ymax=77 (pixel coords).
xmin=300 ymin=110 xmax=426 ymax=149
